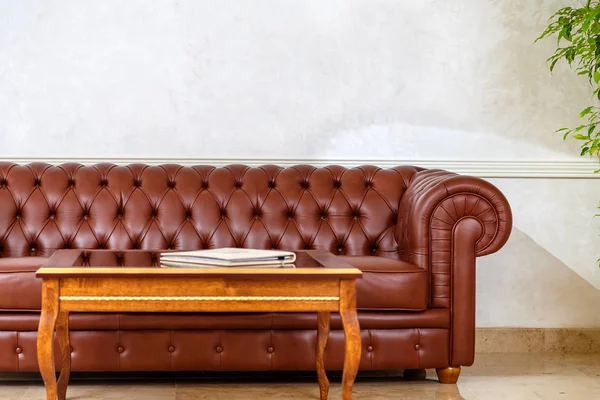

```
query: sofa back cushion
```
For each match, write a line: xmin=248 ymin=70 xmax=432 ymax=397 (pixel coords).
xmin=0 ymin=163 xmax=420 ymax=258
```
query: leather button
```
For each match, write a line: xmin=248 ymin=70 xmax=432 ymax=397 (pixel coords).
xmin=337 ymin=247 xmax=343 ymax=253
xmin=30 ymin=246 xmax=36 ymax=252
xmin=117 ymin=346 xmax=125 ymax=353
xmin=267 ymin=346 xmax=274 ymax=353
xmin=216 ymin=346 xmax=223 ymax=353
xmin=83 ymin=215 xmax=89 ymax=220
xmin=15 ymin=347 xmax=22 ymax=354
xmin=168 ymin=345 xmax=176 ymax=353
xmin=367 ymin=346 xmax=373 ymax=352
xmin=414 ymin=344 xmax=421 ymax=350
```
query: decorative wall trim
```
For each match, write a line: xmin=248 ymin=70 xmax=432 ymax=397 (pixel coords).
xmin=0 ymin=157 xmax=598 ymax=178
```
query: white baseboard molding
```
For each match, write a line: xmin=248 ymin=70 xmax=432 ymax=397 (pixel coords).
xmin=0 ymin=157 xmax=598 ymax=178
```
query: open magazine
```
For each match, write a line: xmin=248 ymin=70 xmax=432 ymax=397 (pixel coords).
xmin=160 ymin=248 xmax=296 ymax=268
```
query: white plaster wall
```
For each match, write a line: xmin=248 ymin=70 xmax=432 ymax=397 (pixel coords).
xmin=0 ymin=0 xmax=599 ymax=327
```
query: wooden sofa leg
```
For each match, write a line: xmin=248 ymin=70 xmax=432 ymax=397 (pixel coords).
xmin=436 ymin=367 xmax=461 ymax=384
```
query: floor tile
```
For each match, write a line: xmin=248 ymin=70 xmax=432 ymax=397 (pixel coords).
xmin=1 ymin=353 xmax=599 ymax=400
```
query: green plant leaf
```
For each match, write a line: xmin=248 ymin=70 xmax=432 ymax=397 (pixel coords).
xmin=581 ymin=106 xmax=594 ymax=117
xmin=573 ymin=133 xmax=589 ymax=140
xmin=581 ymin=146 xmax=590 ymax=155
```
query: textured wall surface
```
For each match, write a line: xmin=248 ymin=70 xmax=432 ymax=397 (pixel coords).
xmin=0 ymin=0 xmax=599 ymax=327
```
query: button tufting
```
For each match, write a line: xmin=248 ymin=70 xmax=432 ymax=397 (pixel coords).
xmin=0 ymin=179 xmax=7 ymax=186
xmin=49 ymin=212 xmax=55 ymax=220
xmin=100 ymin=179 xmax=108 ymax=187
xmin=117 ymin=346 xmax=125 ymax=353
xmin=168 ymin=181 xmax=176 ymax=189
xmin=30 ymin=245 xmax=36 ymax=252
xmin=133 ymin=180 xmax=141 ymax=187
xmin=168 ymin=345 xmax=176 ymax=353
xmin=15 ymin=347 xmax=22 ymax=354
xmin=414 ymin=344 xmax=421 ymax=350
xmin=267 ymin=346 xmax=274 ymax=353
xmin=337 ymin=246 xmax=344 ymax=253
xmin=300 ymin=181 xmax=309 ymax=189
xmin=216 ymin=346 xmax=223 ymax=353
xmin=68 ymin=179 xmax=75 ymax=187
xmin=268 ymin=181 xmax=276 ymax=189
xmin=365 ymin=181 xmax=373 ymax=189
xmin=234 ymin=182 xmax=242 ymax=189
xmin=271 ymin=243 xmax=277 ymax=249
xmin=367 ymin=346 xmax=374 ymax=352
xmin=304 ymin=244 xmax=311 ymax=250
xmin=201 ymin=181 xmax=209 ymax=189
xmin=333 ymin=180 xmax=341 ymax=189
xmin=34 ymin=179 xmax=41 ymax=187
xmin=372 ymin=248 xmax=378 ymax=254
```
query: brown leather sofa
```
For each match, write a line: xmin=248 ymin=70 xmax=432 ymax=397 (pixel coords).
xmin=0 ymin=162 xmax=511 ymax=383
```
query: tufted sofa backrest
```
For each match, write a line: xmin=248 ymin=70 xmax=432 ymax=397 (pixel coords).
xmin=0 ymin=163 xmax=421 ymax=259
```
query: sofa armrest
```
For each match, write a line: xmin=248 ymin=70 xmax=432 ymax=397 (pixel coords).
xmin=395 ymin=169 xmax=512 ymax=367
xmin=395 ymin=169 xmax=512 ymax=307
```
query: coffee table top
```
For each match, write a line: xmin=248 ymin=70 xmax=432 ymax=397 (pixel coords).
xmin=36 ymin=249 xmax=362 ymax=279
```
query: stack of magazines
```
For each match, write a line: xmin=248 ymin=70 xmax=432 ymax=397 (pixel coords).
xmin=160 ymin=248 xmax=297 ymax=268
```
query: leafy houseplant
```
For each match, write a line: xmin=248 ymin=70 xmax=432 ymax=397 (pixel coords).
xmin=537 ymin=0 xmax=600 ymax=162
xmin=537 ymin=1 xmax=600 ymax=266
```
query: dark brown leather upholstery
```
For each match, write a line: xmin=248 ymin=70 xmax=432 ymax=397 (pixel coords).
xmin=0 ymin=163 xmax=512 ymax=373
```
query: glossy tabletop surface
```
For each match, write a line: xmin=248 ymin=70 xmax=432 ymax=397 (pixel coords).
xmin=36 ymin=249 xmax=362 ymax=279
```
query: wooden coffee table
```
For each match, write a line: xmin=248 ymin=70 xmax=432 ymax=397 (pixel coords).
xmin=36 ymin=249 xmax=362 ymax=400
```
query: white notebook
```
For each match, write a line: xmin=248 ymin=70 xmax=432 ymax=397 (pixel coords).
xmin=160 ymin=248 xmax=296 ymax=268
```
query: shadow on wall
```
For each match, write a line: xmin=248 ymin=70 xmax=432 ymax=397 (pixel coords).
xmin=476 ymin=226 xmax=600 ymax=328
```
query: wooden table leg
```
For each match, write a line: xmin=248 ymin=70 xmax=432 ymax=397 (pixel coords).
xmin=339 ymin=280 xmax=360 ymax=400
xmin=37 ymin=279 xmax=60 ymax=400
xmin=56 ymin=311 xmax=71 ymax=400
xmin=316 ymin=311 xmax=330 ymax=400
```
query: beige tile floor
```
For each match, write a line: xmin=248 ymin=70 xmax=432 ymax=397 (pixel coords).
xmin=1 ymin=353 xmax=599 ymax=400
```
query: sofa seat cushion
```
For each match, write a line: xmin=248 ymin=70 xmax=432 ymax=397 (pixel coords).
xmin=0 ymin=255 xmax=429 ymax=311
xmin=0 ymin=257 xmax=47 ymax=311
xmin=337 ymin=256 xmax=428 ymax=311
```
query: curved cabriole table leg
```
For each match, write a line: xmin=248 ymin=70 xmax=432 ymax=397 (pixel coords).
xmin=340 ymin=280 xmax=361 ymax=400
xmin=316 ymin=311 xmax=331 ymax=400
xmin=56 ymin=311 xmax=71 ymax=400
xmin=37 ymin=279 xmax=60 ymax=400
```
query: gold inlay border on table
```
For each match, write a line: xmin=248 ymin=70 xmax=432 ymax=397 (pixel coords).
xmin=60 ymin=295 xmax=340 ymax=301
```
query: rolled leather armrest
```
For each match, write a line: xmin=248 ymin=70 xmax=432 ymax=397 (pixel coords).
xmin=395 ymin=169 xmax=512 ymax=308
